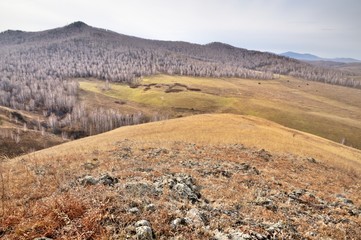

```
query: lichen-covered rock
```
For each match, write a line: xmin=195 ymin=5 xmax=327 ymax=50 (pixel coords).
xmin=135 ymin=220 xmax=151 ymax=228
xmin=135 ymin=226 xmax=154 ymax=240
xmin=98 ymin=173 xmax=119 ymax=186
xmin=186 ymin=208 xmax=205 ymax=226
xmin=154 ymin=173 xmax=201 ymax=203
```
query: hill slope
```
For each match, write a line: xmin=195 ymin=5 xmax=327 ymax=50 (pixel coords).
xmin=0 ymin=21 xmax=354 ymax=87
xmin=1 ymin=114 xmax=360 ymax=239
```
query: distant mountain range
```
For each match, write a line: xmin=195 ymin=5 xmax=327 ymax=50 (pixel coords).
xmin=280 ymin=51 xmax=361 ymax=63
xmin=0 ymin=21 xmax=357 ymax=90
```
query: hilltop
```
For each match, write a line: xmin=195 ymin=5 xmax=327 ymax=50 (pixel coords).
xmin=1 ymin=114 xmax=361 ymax=239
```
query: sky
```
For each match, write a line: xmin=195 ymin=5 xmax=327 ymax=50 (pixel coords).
xmin=0 ymin=0 xmax=360 ymax=59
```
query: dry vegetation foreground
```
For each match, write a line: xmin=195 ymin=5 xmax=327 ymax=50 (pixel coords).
xmin=1 ymin=114 xmax=361 ymax=239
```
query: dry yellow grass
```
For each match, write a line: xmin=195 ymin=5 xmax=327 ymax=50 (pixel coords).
xmin=31 ymin=113 xmax=361 ymax=170
xmin=2 ymin=114 xmax=361 ymax=239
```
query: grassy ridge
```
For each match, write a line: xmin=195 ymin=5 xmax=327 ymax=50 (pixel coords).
xmin=30 ymin=113 xmax=361 ymax=170
xmin=79 ymin=75 xmax=361 ymax=149
xmin=3 ymin=113 xmax=361 ymax=239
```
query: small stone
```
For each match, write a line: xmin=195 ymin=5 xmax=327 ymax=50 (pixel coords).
xmin=171 ymin=218 xmax=192 ymax=228
xmin=135 ymin=220 xmax=151 ymax=228
xmin=349 ymin=209 xmax=360 ymax=216
xmin=186 ymin=208 xmax=205 ymax=226
xmin=79 ymin=175 xmax=98 ymax=185
xmin=213 ymin=230 xmax=228 ymax=240
xmin=34 ymin=238 xmax=53 ymax=240
xmin=306 ymin=231 xmax=317 ymax=237
xmin=135 ymin=226 xmax=154 ymax=240
xmin=145 ymin=204 xmax=156 ymax=212
xmin=336 ymin=194 xmax=346 ymax=199
xmin=254 ymin=197 xmax=273 ymax=206
xmin=343 ymin=199 xmax=354 ymax=205
xmin=129 ymin=207 xmax=140 ymax=214
xmin=255 ymin=233 xmax=267 ymax=239
xmin=267 ymin=221 xmax=283 ymax=232
xmin=98 ymin=173 xmax=118 ymax=186
xmin=294 ymin=189 xmax=306 ymax=196
xmin=240 ymin=233 xmax=252 ymax=239
xmin=307 ymin=157 xmax=317 ymax=163
xmin=258 ymin=149 xmax=272 ymax=161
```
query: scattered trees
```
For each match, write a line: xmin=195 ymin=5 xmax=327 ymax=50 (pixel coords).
xmin=1 ymin=23 xmax=357 ymax=89
xmin=0 ymin=22 xmax=359 ymax=140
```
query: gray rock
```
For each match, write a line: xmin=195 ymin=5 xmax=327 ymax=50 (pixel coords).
xmin=306 ymin=231 xmax=317 ymax=237
xmin=34 ymin=238 xmax=53 ymax=240
xmin=98 ymin=173 xmax=118 ymax=186
xmin=294 ymin=189 xmax=306 ymax=196
xmin=349 ymin=208 xmax=360 ymax=216
xmin=79 ymin=175 xmax=98 ymax=185
xmin=267 ymin=221 xmax=284 ymax=233
xmin=125 ymin=182 xmax=157 ymax=197
xmin=255 ymin=233 xmax=267 ymax=239
xmin=145 ymin=203 xmax=156 ymax=212
xmin=135 ymin=220 xmax=151 ymax=228
xmin=336 ymin=194 xmax=346 ymax=199
xmin=343 ymin=199 xmax=354 ymax=205
xmin=135 ymin=226 xmax=154 ymax=240
xmin=213 ymin=230 xmax=229 ymax=240
xmin=171 ymin=217 xmax=192 ymax=228
xmin=257 ymin=149 xmax=272 ymax=161
xmin=240 ymin=233 xmax=252 ymax=239
xmin=129 ymin=207 xmax=140 ymax=214
xmin=154 ymin=174 xmax=201 ymax=203
xmin=213 ymin=230 xmax=252 ymax=240
xmin=254 ymin=197 xmax=273 ymax=206
xmin=186 ymin=208 xmax=205 ymax=226
xmin=174 ymin=183 xmax=194 ymax=199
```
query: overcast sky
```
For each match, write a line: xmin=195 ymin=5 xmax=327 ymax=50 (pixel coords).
xmin=1 ymin=0 xmax=360 ymax=59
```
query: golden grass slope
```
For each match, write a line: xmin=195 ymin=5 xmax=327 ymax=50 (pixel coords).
xmin=2 ymin=113 xmax=361 ymax=239
xmin=32 ymin=113 xmax=361 ymax=170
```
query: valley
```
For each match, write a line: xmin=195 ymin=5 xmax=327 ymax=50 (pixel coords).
xmin=79 ymin=74 xmax=361 ymax=150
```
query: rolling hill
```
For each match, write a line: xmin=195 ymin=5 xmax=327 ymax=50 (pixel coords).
xmin=78 ymin=74 xmax=361 ymax=150
xmin=1 ymin=114 xmax=360 ymax=239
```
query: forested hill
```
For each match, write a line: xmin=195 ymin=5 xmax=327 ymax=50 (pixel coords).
xmin=0 ymin=21 xmax=358 ymax=87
